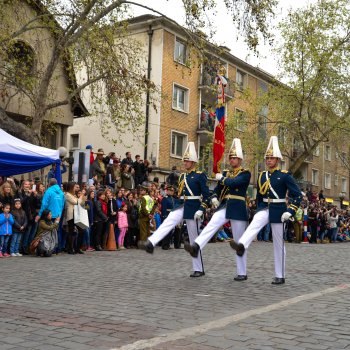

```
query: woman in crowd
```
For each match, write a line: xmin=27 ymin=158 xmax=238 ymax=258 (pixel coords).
xmin=34 ymin=209 xmax=59 ymax=257
xmin=125 ymin=191 xmax=139 ymax=248
xmin=0 ymin=181 xmax=15 ymax=212
xmin=17 ymin=180 xmax=36 ymax=254
xmin=93 ymin=190 xmax=108 ymax=251
xmin=327 ymin=207 xmax=339 ymax=243
xmin=10 ymin=198 xmax=28 ymax=256
xmin=85 ymin=190 xmax=95 ymax=251
xmin=106 ymin=190 xmax=117 ymax=249
xmin=64 ymin=182 xmax=85 ymax=254
xmin=121 ymin=164 xmax=134 ymax=190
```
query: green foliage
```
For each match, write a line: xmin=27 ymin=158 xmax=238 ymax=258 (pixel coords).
xmin=0 ymin=0 xmax=278 ymax=144
xmin=236 ymin=0 xmax=350 ymax=174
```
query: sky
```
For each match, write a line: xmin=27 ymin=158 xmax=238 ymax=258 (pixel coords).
xmin=129 ymin=0 xmax=316 ymax=77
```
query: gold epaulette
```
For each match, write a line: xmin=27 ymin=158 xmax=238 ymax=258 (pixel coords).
xmin=289 ymin=203 xmax=299 ymax=211
xmin=281 ymin=170 xmax=289 ymax=173
xmin=196 ymin=171 xmax=202 ymax=174
xmin=223 ymin=169 xmax=229 ymax=172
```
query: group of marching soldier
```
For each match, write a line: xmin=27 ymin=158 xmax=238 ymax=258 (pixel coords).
xmin=139 ymin=136 xmax=302 ymax=285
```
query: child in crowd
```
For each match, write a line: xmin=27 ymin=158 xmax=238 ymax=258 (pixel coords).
xmin=117 ymin=202 xmax=128 ymax=250
xmin=10 ymin=198 xmax=28 ymax=256
xmin=153 ymin=203 xmax=162 ymax=230
xmin=0 ymin=203 xmax=14 ymax=257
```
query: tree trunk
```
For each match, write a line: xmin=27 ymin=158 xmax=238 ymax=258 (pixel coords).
xmin=0 ymin=107 xmax=39 ymax=144
xmin=31 ymin=46 xmax=60 ymax=143
xmin=289 ymin=142 xmax=320 ymax=175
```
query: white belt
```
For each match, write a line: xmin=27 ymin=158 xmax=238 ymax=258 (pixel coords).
xmin=263 ymin=198 xmax=286 ymax=203
xmin=180 ymin=196 xmax=201 ymax=200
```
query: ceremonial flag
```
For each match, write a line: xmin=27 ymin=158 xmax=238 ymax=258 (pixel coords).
xmin=212 ymin=75 xmax=227 ymax=174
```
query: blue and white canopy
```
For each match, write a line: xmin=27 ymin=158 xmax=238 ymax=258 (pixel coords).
xmin=0 ymin=128 xmax=60 ymax=177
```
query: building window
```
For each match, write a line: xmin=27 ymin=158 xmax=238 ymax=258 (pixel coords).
xmin=335 ymin=175 xmax=338 ymax=187
xmin=70 ymin=134 xmax=80 ymax=149
xmin=174 ymin=38 xmax=187 ymax=65
xmin=172 ymin=84 xmax=189 ymax=112
xmin=312 ymin=169 xmax=319 ymax=186
xmin=171 ymin=131 xmax=187 ymax=158
xmin=236 ymin=69 xmax=247 ymax=91
xmin=325 ymin=145 xmax=331 ymax=161
xmin=234 ymin=108 xmax=246 ymax=131
xmin=324 ymin=173 xmax=331 ymax=189
xmin=342 ymin=177 xmax=347 ymax=193
xmin=313 ymin=145 xmax=320 ymax=156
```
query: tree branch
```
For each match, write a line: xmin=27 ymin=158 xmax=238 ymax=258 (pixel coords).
xmin=45 ymin=71 xmax=107 ymax=111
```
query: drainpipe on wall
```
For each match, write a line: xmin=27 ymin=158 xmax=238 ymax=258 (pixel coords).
xmin=144 ymin=25 xmax=154 ymax=160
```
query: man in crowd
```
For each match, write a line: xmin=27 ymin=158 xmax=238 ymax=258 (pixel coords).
xmin=138 ymin=185 xmax=155 ymax=242
xmin=184 ymin=138 xmax=251 ymax=281
xmin=47 ymin=162 xmax=67 ymax=183
xmin=139 ymin=142 xmax=211 ymax=277
xmin=121 ymin=151 xmax=133 ymax=167
xmin=166 ymin=166 xmax=180 ymax=186
xmin=91 ymin=148 xmax=106 ymax=183
xmin=230 ymin=136 xmax=302 ymax=285
xmin=133 ymin=155 xmax=145 ymax=188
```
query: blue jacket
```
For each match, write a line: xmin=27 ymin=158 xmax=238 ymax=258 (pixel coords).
xmin=0 ymin=213 xmax=14 ymax=235
xmin=38 ymin=184 xmax=65 ymax=219
xmin=256 ymin=169 xmax=302 ymax=223
xmin=214 ymin=168 xmax=251 ymax=221
xmin=175 ymin=170 xmax=210 ymax=220
xmin=161 ymin=195 xmax=176 ymax=220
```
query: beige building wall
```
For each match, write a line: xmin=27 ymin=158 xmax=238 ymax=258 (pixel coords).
xmin=1 ymin=2 xmax=73 ymax=127
xmin=68 ymin=26 xmax=164 ymax=163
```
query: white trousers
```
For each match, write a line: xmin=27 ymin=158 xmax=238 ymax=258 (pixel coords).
xmin=195 ymin=208 xmax=247 ymax=275
xmin=239 ymin=209 xmax=285 ymax=278
xmin=148 ymin=207 xmax=204 ymax=272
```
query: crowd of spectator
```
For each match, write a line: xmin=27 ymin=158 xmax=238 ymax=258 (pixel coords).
xmin=0 ymin=149 xmax=184 ymax=257
xmin=246 ymin=189 xmax=350 ymax=244
xmin=1 ymin=149 xmax=349 ymax=258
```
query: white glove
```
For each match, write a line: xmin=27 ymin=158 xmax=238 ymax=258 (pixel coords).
xmin=211 ymin=197 xmax=220 ymax=208
xmin=215 ymin=173 xmax=223 ymax=181
xmin=281 ymin=212 xmax=292 ymax=222
xmin=194 ymin=210 xmax=203 ymax=220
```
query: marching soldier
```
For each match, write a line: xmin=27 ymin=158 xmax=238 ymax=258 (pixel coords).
xmin=184 ymin=138 xmax=251 ymax=281
xmin=230 ymin=136 xmax=302 ymax=284
xmin=139 ymin=142 xmax=211 ymax=277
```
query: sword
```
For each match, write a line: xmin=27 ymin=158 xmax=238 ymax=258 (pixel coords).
xmin=282 ymin=217 xmax=294 ymax=280
xmin=196 ymin=219 xmax=205 ymax=274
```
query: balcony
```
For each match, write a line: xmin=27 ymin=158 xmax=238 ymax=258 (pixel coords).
xmin=199 ymin=70 xmax=234 ymax=105
xmin=199 ymin=109 xmax=215 ymax=132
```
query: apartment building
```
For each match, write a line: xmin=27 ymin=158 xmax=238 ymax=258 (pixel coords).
xmin=68 ymin=15 xmax=273 ymax=190
xmin=68 ymin=14 xmax=349 ymax=204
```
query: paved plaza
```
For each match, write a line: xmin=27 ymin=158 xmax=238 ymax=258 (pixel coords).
xmin=1 ymin=241 xmax=350 ymax=350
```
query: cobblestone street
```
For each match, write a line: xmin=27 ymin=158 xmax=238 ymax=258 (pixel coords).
xmin=1 ymin=241 xmax=350 ymax=350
